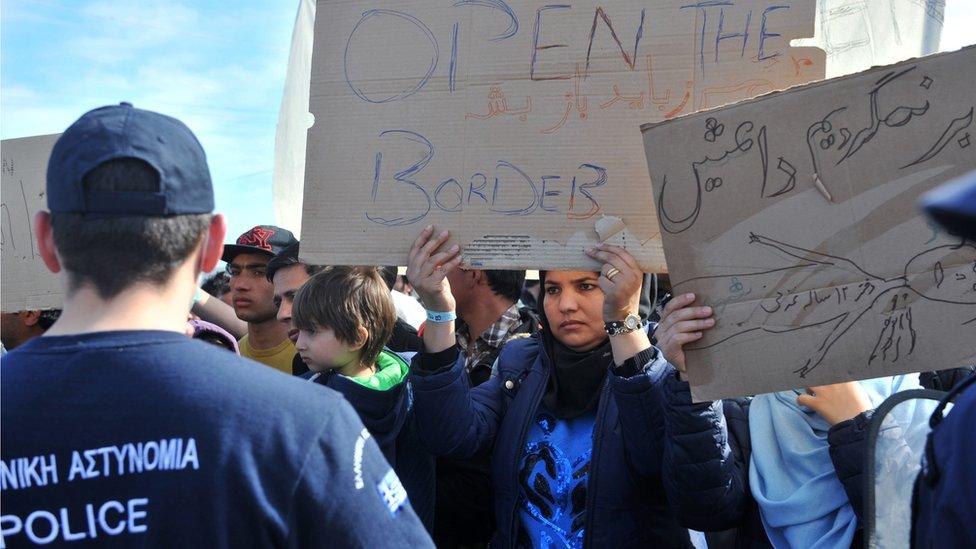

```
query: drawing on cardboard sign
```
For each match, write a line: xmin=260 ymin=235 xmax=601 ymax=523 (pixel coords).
xmin=303 ymin=0 xmax=825 ymax=271
xmin=679 ymin=234 xmax=976 ymax=379
xmin=642 ymin=46 xmax=976 ymax=401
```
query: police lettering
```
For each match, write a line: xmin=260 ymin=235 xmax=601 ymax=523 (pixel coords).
xmin=0 ymin=498 xmax=149 ymax=548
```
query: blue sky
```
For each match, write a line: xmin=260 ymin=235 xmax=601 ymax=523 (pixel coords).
xmin=1 ymin=0 xmax=296 ymax=240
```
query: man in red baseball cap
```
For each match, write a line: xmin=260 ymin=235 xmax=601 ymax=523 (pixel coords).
xmin=222 ymin=225 xmax=299 ymax=374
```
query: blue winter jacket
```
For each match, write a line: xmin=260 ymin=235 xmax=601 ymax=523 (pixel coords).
xmin=302 ymin=352 xmax=435 ymax=532
xmin=410 ymin=335 xmax=744 ymax=547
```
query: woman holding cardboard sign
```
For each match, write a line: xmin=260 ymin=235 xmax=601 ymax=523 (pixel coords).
xmin=406 ymin=225 xmax=742 ymax=547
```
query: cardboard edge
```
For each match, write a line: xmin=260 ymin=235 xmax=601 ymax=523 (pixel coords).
xmin=1 ymin=132 xmax=62 ymax=146
xmin=639 ymin=45 xmax=976 ymax=134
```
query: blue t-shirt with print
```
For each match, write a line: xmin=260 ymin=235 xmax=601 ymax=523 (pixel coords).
xmin=518 ymin=407 xmax=596 ymax=549
xmin=0 ymin=331 xmax=432 ymax=548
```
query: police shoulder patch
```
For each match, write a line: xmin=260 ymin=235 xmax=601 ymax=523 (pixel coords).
xmin=376 ymin=468 xmax=408 ymax=514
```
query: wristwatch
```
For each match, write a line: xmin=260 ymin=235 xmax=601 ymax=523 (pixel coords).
xmin=605 ymin=313 xmax=643 ymax=336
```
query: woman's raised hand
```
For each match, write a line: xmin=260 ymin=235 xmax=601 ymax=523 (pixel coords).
xmin=656 ymin=293 xmax=715 ymax=373
xmin=585 ymin=243 xmax=642 ymax=322
xmin=406 ymin=225 xmax=462 ymax=312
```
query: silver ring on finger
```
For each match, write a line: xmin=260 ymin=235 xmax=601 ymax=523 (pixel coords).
xmin=604 ymin=266 xmax=621 ymax=281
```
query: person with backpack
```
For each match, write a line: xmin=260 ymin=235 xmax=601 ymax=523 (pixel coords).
xmin=749 ymin=375 xmax=929 ymax=547
xmin=404 ymin=226 xmax=745 ymax=547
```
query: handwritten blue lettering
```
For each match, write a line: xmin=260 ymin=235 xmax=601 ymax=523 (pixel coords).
xmin=569 ymin=163 xmax=607 ymax=219
xmin=435 ymin=178 xmax=464 ymax=212
xmin=539 ymin=175 xmax=563 ymax=212
xmin=758 ymin=5 xmax=789 ymax=61
xmin=530 ymin=5 xmax=573 ymax=81
xmin=491 ymin=161 xmax=539 ymax=216
xmin=715 ymin=6 xmax=751 ymax=62
xmin=453 ymin=0 xmax=519 ymax=41
xmin=468 ymin=173 xmax=489 ymax=204
xmin=680 ymin=1 xmax=734 ymax=78
xmin=366 ymin=130 xmax=433 ymax=226
xmin=366 ymin=131 xmax=607 ymax=226
xmin=345 ymin=10 xmax=439 ymax=104
xmin=585 ymin=7 xmax=646 ymax=74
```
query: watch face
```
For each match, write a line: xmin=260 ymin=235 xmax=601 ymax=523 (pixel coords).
xmin=625 ymin=315 xmax=640 ymax=330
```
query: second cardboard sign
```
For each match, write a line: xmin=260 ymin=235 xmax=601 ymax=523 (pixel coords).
xmin=642 ymin=46 xmax=976 ymax=401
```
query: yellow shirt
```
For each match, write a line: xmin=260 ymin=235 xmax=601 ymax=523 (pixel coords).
xmin=238 ymin=335 xmax=297 ymax=375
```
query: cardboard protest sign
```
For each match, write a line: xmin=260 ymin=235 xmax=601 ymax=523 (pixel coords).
xmin=642 ymin=46 xmax=976 ymax=401
xmin=2 ymin=134 xmax=62 ymax=313
xmin=302 ymin=0 xmax=824 ymax=271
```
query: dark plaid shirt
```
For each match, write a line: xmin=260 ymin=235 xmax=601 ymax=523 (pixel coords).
xmin=456 ymin=304 xmax=523 ymax=374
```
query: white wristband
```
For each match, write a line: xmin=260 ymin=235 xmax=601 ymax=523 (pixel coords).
xmin=426 ymin=310 xmax=457 ymax=323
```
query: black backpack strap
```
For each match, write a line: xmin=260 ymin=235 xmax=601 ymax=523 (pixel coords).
xmin=920 ymin=372 xmax=976 ymax=486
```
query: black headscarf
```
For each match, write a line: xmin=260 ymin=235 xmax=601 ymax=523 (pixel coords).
xmin=537 ymin=271 xmax=612 ymax=419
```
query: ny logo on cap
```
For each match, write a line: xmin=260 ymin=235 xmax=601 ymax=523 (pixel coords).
xmin=237 ymin=226 xmax=275 ymax=251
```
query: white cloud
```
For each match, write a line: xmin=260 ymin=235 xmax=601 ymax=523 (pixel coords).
xmin=73 ymin=1 xmax=202 ymax=64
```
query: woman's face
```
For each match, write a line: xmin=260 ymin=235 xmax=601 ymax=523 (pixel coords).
xmin=543 ymin=271 xmax=606 ymax=352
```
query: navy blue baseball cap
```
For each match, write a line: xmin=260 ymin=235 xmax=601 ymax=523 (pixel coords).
xmin=46 ymin=102 xmax=214 ymax=216
xmin=922 ymin=169 xmax=976 ymax=240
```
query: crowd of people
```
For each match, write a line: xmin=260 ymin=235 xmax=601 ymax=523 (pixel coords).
xmin=1 ymin=103 xmax=973 ymax=549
